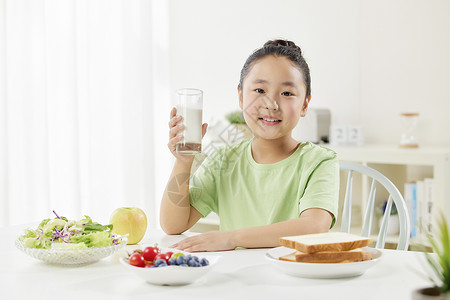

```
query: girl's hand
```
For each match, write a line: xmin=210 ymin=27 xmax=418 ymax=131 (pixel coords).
xmin=168 ymin=107 xmax=208 ymax=163
xmin=170 ymin=231 xmax=236 ymax=252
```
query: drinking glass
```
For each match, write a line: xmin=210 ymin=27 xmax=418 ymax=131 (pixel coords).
xmin=176 ymin=88 xmax=203 ymax=154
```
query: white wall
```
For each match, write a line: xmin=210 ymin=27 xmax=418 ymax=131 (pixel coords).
xmin=168 ymin=0 xmax=450 ymax=146
xmin=360 ymin=0 xmax=450 ymax=145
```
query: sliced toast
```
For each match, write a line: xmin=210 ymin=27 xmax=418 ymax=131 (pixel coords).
xmin=279 ymin=248 xmax=372 ymax=263
xmin=280 ymin=232 xmax=373 ymax=254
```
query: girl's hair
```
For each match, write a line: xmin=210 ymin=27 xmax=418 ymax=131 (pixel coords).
xmin=238 ymin=39 xmax=311 ymax=98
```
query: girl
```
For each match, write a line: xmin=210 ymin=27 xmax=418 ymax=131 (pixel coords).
xmin=160 ymin=39 xmax=339 ymax=252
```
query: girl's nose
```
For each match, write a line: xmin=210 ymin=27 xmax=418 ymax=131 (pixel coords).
xmin=262 ymin=95 xmax=279 ymax=111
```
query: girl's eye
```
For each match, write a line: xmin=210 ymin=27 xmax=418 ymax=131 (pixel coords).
xmin=255 ymin=88 xmax=265 ymax=94
xmin=281 ymin=91 xmax=293 ymax=96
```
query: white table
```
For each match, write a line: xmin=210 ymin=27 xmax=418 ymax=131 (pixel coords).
xmin=0 ymin=225 xmax=433 ymax=300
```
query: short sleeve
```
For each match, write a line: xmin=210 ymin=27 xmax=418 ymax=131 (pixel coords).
xmin=298 ymin=155 xmax=339 ymax=228
xmin=189 ymin=151 xmax=220 ymax=217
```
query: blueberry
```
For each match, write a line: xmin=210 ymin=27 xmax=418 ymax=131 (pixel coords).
xmin=192 ymin=256 xmax=200 ymax=262
xmin=179 ymin=263 xmax=188 ymax=267
xmin=176 ymin=256 xmax=185 ymax=265
xmin=200 ymin=258 xmax=209 ymax=266
xmin=188 ymin=260 xmax=197 ymax=267
xmin=155 ymin=259 xmax=167 ymax=267
xmin=158 ymin=261 xmax=168 ymax=267
xmin=168 ymin=258 xmax=177 ymax=265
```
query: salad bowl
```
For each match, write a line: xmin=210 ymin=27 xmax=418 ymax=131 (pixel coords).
xmin=15 ymin=236 xmax=128 ymax=265
xmin=16 ymin=211 xmax=128 ymax=265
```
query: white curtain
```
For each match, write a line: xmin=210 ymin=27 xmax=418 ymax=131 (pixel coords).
xmin=0 ymin=0 xmax=171 ymax=227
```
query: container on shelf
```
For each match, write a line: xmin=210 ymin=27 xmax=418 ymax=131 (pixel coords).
xmin=399 ymin=113 xmax=419 ymax=148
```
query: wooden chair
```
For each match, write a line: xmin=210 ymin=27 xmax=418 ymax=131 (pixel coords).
xmin=339 ymin=161 xmax=410 ymax=250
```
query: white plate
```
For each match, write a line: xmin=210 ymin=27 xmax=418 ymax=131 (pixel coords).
xmin=15 ymin=236 xmax=128 ymax=265
xmin=120 ymin=251 xmax=220 ymax=286
xmin=265 ymin=246 xmax=382 ymax=279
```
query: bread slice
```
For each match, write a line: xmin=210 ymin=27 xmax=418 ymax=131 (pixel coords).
xmin=279 ymin=248 xmax=372 ymax=263
xmin=280 ymin=232 xmax=372 ymax=254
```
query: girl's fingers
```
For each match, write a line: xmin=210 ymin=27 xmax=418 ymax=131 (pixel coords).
xmin=168 ymin=136 xmax=183 ymax=153
xmin=171 ymin=236 xmax=196 ymax=249
xmin=170 ymin=106 xmax=177 ymax=119
xmin=168 ymin=115 xmax=182 ymax=128
xmin=168 ymin=135 xmax=183 ymax=147
xmin=168 ymin=108 xmax=183 ymax=152
xmin=169 ymin=124 xmax=185 ymax=138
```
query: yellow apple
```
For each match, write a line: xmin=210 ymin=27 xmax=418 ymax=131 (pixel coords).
xmin=110 ymin=207 xmax=147 ymax=245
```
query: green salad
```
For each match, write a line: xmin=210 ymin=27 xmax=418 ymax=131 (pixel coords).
xmin=18 ymin=211 xmax=124 ymax=249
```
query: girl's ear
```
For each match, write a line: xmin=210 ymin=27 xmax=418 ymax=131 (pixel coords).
xmin=238 ymin=86 xmax=244 ymax=110
xmin=300 ymin=96 xmax=311 ymax=117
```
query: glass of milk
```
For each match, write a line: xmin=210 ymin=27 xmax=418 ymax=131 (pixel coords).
xmin=176 ymin=88 xmax=203 ymax=154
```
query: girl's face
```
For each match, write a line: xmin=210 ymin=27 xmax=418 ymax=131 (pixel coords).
xmin=238 ymin=55 xmax=310 ymax=141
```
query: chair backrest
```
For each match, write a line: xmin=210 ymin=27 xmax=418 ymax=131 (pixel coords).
xmin=339 ymin=161 xmax=410 ymax=250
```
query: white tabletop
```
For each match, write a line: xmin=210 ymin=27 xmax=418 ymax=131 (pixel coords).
xmin=0 ymin=224 xmax=433 ymax=300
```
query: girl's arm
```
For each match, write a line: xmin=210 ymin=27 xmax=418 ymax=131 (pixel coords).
xmin=171 ymin=208 xmax=333 ymax=252
xmin=160 ymin=158 xmax=203 ymax=234
xmin=160 ymin=107 xmax=207 ymax=234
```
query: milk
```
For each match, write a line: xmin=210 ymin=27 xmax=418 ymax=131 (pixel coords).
xmin=176 ymin=88 xmax=203 ymax=154
xmin=176 ymin=105 xmax=203 ymax=154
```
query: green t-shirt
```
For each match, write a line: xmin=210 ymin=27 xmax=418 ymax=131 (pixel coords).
xmin=189 ymin=139 xmax=339 ymax=231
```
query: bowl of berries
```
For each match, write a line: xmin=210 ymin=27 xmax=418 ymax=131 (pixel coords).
xmin=120 ymin=245 xmax=220 ymax=285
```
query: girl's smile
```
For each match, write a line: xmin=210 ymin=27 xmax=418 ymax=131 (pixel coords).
xmin=259 ymin=115 xmax=282 ymax=126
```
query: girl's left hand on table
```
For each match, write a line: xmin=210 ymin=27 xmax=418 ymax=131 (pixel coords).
xmin=170 ymin=230 xmax=236 ymax=252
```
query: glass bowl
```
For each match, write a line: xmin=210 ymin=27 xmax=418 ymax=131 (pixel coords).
xmin=15 ymin=236 xmax=128 ymax=265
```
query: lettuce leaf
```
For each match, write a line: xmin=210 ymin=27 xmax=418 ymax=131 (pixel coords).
xmin=19 ymin=213 xmax=115 ymax=249
xmin=71 ymin=231 xmax=113 ymax=248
